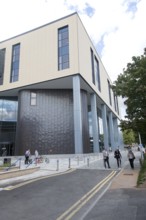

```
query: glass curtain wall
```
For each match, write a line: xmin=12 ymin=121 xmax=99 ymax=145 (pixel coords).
xmin=88 ymin=106 xmax=104 ymax=152
xmin=0 ymin=99 xmax=18 ymax=156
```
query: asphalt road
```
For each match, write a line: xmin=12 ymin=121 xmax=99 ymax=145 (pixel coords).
xmin=83 ymin=187 xmax=146 ymax=220
xmin=0 ymin=169 xmax=116 ymax=220
xmin=1 ymin=150 xmax=145 ymax=220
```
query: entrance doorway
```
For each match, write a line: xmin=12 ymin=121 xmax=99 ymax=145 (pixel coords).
xmin=0 ymin=142 xmax=14 ymax=156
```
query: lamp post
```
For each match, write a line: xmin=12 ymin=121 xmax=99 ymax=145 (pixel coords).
xmin=138 ymin=132 xmax=144 ymax=160
xmin=138 ymin=132 xmax=142 ymax=145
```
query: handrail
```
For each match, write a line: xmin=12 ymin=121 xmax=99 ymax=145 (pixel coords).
xmin=26 ymin=158 xmax=36 ymax=168
xmin=5 ymin=158 xmax=22 ymax=171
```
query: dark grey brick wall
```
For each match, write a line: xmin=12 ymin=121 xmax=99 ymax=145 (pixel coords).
xmin=15 ymin=89 xmax=90 ymax=155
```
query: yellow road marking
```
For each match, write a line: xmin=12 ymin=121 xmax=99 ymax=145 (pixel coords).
xmin=57 ymin=171 xmax=116 ymax=220
xmin=3 ymin=169 xmax=76 ymax=190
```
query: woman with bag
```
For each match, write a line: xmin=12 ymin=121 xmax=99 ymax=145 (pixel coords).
xmin=127 ymin=148 xmax=135 ymax=169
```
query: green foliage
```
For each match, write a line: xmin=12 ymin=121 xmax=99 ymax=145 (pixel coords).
xmin=123 ymin=129 xmax=136 ymax=145
xmin=137 ymin=154 xmax=146 ymax=186
xmin=112 ymin=48 xmax=146 ymax=144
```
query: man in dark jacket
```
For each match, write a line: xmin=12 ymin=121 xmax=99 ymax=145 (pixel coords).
xmin=114 ymin=148 xmax=122 ymax=168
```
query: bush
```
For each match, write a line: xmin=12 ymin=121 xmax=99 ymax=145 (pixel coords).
xmin=137 ymin=154 xmax=146 ymax=186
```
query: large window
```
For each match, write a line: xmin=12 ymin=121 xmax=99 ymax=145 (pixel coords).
xmin=10 ymin=43 xmax=20 ymax=82
xmin=0 ymin=49 xmax=6 ymax=85
xmin=30 ymin=92 xmax=37 ymax=106
xmin=94 ymin=56 xmax=101 ymax=91
xmin=114 ymin=94 xmax=119 ymax=114
xmin=107 ymin=80 xmax=112 ymax=106
xmin=90 ymin=48 xmax=95 ymax=85
xmin=58 ymin=26 xmax=69 ymax=70
xmin=0 ymin=99 xmax=18 ymax=121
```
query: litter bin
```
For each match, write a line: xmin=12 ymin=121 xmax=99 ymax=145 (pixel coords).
xmin=3 ymin=158 xmax=11 ymax=165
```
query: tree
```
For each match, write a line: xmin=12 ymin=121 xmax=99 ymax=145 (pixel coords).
xmin=112 ymin=48 xmax=146 ymax=144
xmin=123 ymin=129 xmax=136 ymax=145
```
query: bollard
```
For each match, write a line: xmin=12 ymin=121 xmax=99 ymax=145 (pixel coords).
xmin=77 ymin=156 xmax=79 ymax=166
xmin=68 ymin=158 xmax=71 ymax=168
xmin=87 ymin=158 xmax=89 ymax=167
xmin=19 ymin=158 xmax=22 ymax=169
xmin=35 ymin=158 xmax=37 ymax=166
xmin=56 ymin=159 xmax=59 ymax=171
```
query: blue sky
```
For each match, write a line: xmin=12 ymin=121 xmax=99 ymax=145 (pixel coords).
xmin=0 ymin=0 xmax=145 ymax=117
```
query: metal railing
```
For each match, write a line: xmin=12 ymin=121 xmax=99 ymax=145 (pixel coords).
xmin=5 ymin=158 xmax=22 ymax=171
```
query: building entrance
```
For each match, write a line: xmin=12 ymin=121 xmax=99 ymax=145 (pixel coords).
xmin=0 ymin=142 xmax=14 ymax=156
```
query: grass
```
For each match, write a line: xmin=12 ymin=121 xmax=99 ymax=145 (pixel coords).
xmin=137 ymin=154 xmax=146 ymax=186
xmin=0 ymin=163 xmax=11 ymax=170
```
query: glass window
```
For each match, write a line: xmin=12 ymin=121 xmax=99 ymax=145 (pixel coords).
xmin=107 ymin=80 xmax=112 ymax=106
xmin=58 ymin=26 xmax=69 ymax=70
xmin=0 ymin=49 xmax=6 ymax=85
xmin=30 ymin=92 xmax=37 ymax=106
xmin=0 ymin=99 xmax=18 ymax=121
xmin=114 ymin=94 xmax=119 ymax=114
xmin=94 ymin=56 xmax=101 ymax=91
xmin=90 ymin=48 xmax=95 ymax=85
xmin=10 ymin=43 xmax=20 ymax=83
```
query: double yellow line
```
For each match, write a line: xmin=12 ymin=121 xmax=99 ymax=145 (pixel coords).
xmin=57 ymin=170 xmax=116 ymax=220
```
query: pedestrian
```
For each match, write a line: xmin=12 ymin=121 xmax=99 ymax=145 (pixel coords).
xmin=35 ymin=149 xmax=39 ymax=164
xmin=127 ymin=148 xmax=135 ymax=169
xmin=25 ymin=149 xmax=31 ymax=164
xmin=109 ymin=146 xmax=112 ymax=152
xmin=114 ymin=147 xmax=122 ymax=168
xmin=102 ymin=148 xmax=111 ymax=168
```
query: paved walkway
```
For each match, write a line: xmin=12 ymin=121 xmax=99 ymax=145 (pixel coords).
xmin=1 ymin=150 xmax=146 ymax=219
xmin=0 ymin=149 xmax=142 ymax=189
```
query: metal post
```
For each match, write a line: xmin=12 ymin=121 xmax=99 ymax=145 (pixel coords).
xmin=87 ymin=158 xmax=89 ymax=167
xmin=68 ymin=158 xmax=71 ymax=168
xmin=19 ymin=158 xmax=21 ymax=169
xmin=77 ymin=156 xmax=79 ymax=166
xmin=138 ymin=132 xmax=144 ymax=160
xmin=138 ymin=132 xmax=142 ymax=145
xmin=56 ymin=159 xmax=59 ymax=171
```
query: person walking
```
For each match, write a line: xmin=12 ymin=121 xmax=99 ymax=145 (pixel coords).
xmin=25 ymin=149 xmax=31 ymax=164
xmin=114 ymin=148 xmax=122 ymax=168
xmin=102 ymin=148 xmax=111 ymax=168
xmin=127 ymin=148 xmax=135 ymax=169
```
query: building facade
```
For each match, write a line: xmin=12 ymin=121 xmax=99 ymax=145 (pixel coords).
xmin=0 ymin=13 xmax=123 ymax=156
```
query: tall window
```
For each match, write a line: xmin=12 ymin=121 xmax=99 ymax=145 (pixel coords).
xmin=10 ymin=43 xmax=20 ymax=82
xmin=114 ymin=94 xmax=117 ymax=112
xmin=90 ymin=48 xmax=95 ymax=85
xmin=58 ymin=26 xmax=69 ymax=70
xmin=116 ymin=96 xmax=119 ymax=115
xmin=0 ymin=49 xmax=6 ymax=85
xmin=94 ymin=56 xmax=101 ymax=91
xmin=30 ymin=92 xmax=37 ymax=106
xmin=114 ymin=94 xmax=119 ymax=114
xmin=107 ymin=80 xmax=112 ymax=106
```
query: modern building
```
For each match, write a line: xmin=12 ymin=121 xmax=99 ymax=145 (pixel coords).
xmin=0 ymin=12 xmax=123 ymax=156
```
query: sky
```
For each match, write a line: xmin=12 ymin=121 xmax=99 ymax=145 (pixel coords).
xmin=0 ymin=0 xmax=145 ymax=118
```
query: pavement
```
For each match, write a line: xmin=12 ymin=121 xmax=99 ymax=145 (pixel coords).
xmin=0 ymin=149 xmax=142 ymax=188
xmin=1 ymin=150 xmax=146 ymax=219
xmin=110 ymin=161 xmax=140 ymax=189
